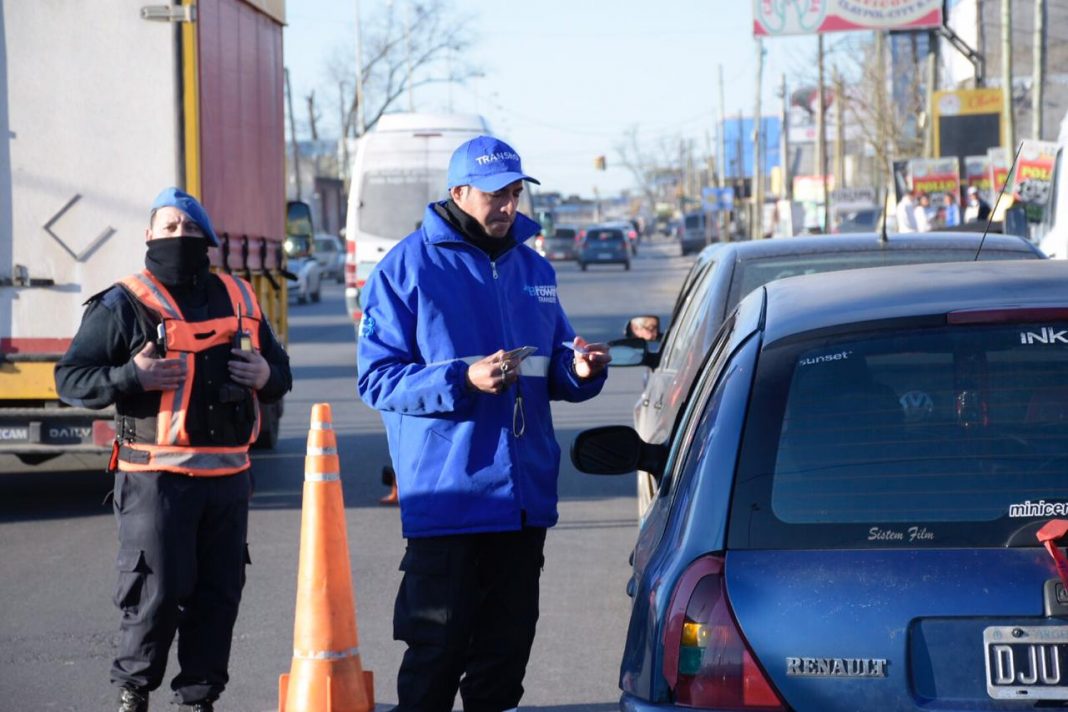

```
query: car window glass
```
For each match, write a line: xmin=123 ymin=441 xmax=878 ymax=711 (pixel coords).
xmin=658 ymin=325 xmax=753 ymax=516
xmin=359 ymin=169 xmax=446 ymax=238
xmin=731 ymin=320 xmax=1068 ymax=548
xmin=728 ymin=250 xmax=1035 ymax=314
xmin=660 ymin=270 xmax=719 ymax=370
xmin=668 ymin=258 xmax=715 ymax=330
xmin=555 ymin=228 xmax=576 ymax=240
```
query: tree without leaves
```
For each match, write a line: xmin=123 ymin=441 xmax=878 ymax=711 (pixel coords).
xmin=615 ymin=127 xmax=686 ymax=214
xmin=328 ymin=0 xmax=481 ymax=138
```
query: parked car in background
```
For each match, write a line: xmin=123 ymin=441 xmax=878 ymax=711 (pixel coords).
xmin=313 ymin=233 xmax=345 ymax=283
xmin=681 ymin=210 xmax=717 ymax=256
xmin=574 ymin=259 xmax=1068 ymax=711
xmin=534 ymin=225 xmax=579 ymax=261
xmin=614 ymin=232 xmax=1045 ymax=516
xmin=834 ymin=207 xmax=881 ymax=233
xmin=576 ymin=225 xmax=631 ymax=271
xmin=285 ymin=233 xmax=323 ymax=304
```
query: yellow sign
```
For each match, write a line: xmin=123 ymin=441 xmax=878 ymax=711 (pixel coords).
xmin=932 ymin=88 xmax=1005 ymax=156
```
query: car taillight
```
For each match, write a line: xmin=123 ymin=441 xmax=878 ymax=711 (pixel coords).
xmin=663 ymin=556 xmax=785 ymax=710
xmin=345 ymin=240 xmax=357 ymax=287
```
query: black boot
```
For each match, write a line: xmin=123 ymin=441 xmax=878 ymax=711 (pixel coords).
xmin=178 ymin=703 xmax=214 ymax=712
xmin=117 ymin=687 xmax=149 ymax=712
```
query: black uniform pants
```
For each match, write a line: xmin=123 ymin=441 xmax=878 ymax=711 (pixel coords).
xmin=393 ymin=527 xmax=547 ymax=712
xmin=110 ymin=469 xmax=251 ymax=704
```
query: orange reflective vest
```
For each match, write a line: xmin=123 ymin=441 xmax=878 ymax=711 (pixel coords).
xmin=114 ymin=270 xmax=263 ymax=476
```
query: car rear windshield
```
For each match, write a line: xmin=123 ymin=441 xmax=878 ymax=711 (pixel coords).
xmin=586 ymin=229 xmax=624 ymax=242
xmin=555 ymin=228 xmax=576 ymax=240
xmin=730 ymin=249 xmax=1036 ymax=312
xmin=729 ymin=319 xmax=1068 ymax=549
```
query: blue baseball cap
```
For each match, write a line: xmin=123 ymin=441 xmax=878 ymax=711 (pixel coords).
xmin=150 ymin=187 xmax=220 ymax=246
xmin=446 ymin=136 xmax=540 ymax=192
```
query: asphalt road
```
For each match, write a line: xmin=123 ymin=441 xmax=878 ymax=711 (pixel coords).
xmin=0 ymin=237 xmax=690 ymax=711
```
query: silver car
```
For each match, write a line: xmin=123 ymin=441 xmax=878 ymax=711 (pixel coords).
xmin=614 ymin=232 xmax=1046 ymax=517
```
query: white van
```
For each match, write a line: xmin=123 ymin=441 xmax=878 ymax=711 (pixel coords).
xmin=343 ymin=112 xmax=491 ymax=322
xmin=1038 ymin=112 xmax=1068 ymax=258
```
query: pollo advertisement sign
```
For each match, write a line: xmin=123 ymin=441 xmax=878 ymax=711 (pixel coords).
xmin=964 ymin=156 xmax=992 ymax=202
xmin=1012 ymin=140 xmax=1059 ymax=222
xmin=753 ymin=0 xmax=944 ymax=36
xmin=908 ymin=158 xmax=961 ymax=202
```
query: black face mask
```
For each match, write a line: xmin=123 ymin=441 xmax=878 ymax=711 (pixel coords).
xmin=145 ymin=237 xmax=210 ymax=286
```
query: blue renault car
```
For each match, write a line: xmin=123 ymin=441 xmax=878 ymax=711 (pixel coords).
xmin=573 ymin=260 xmax=1068 ymax=711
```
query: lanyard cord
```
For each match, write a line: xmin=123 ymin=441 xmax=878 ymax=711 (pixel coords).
xmin=513 ymin=381 xmax=526 ymax=438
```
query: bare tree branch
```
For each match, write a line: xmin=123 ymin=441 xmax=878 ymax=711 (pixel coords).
xmin=326 ymin=0 xmax=480 ymax=138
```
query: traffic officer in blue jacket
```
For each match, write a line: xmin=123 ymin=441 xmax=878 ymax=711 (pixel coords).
xmin=55 ymin=188 xmax=292 ymax=712
xmin=358 ymin=136 xmax=611 ymax=712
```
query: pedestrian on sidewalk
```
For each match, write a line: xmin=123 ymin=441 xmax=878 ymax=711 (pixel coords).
xmin=55 ymin=188 xmax=293 ymax=712
xmin=357 ymin=136 xmax=611 ymax=712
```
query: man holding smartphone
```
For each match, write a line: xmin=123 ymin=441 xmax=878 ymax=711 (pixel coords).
xmin=358 ymin=136 xmax=610 ymax=712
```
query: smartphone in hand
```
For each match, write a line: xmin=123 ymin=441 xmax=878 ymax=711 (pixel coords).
xmin=504 ymin=345 xmax=537 ymax=361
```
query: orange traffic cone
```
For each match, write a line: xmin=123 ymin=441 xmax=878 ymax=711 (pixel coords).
xmin=279 ymin=403 xmax=374 ymax=712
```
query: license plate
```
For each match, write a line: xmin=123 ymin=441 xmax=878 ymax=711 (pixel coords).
xmin=598 ymin=252 xmax=613 ymax=259
xmin=985 ymin=626 xmax=1068 ymax=699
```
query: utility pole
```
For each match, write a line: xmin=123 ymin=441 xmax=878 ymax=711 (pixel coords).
xmin=1002 ymin=0 xmax=1015 ymax=150
xmin=355 ymin=0 xmax=367 ymax=135
xmin=1033 ymin=0 xmax=1046 ymax=139
xmin=874 ymin=31 xmax=888 ymax=195
xmin=834 ymin=70 xmax=845 ymax=190
xmin=718 ymin=64 xmax=729 ymax=240
xmin=817 ymin=35 xmax=829 ymax=233
xmin=753 ymin=38 xmax=765 ymax=240
xmin=339 ymin=82 xmax=349 ymax=183
xmin=780 ymin=74 xmax=790 ymax=202
xmin=285 ymin=67 xmax=302 ymax=200
xmin=923 ymin=30 xmax=938 ymax=157
xmin=306 ymin=91 xmax=321 ymax=176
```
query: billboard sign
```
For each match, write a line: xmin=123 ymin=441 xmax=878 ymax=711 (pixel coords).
xmin=753 ymin=0 xmax=944 ymax=36
xmin=702 ymin=186 xmax=735 ymax=212
xmin=988 ymin=147 xmax=1011 ymax=198
xmin=963 ymin=155 xmax=992 ymax=203
xmin=1012 ymin=140 xmax=1059 ymax=222
xmin=908 ymin=157 xmax=961 ymax=202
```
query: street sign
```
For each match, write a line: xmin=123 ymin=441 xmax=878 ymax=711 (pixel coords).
xmin=702 ymin=187 xmax=735 ymax=212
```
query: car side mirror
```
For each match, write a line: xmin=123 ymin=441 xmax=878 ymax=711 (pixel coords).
xmin=570 ymin=425 xmax=668 ymax=480
xmin=609 ymin=337 xmax=661 ymax=369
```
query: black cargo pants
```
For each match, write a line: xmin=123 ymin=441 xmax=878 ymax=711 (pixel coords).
xmin=110 ymin=469 xmax=251 ymax=705
xmin=393 ymin=526 xmax=547 ymax=712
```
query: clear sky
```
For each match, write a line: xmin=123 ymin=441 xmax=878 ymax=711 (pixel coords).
xmin=284 ymin=1 xmax=819 ymax=198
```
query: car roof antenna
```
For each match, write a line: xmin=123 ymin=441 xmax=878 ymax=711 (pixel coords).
xmin=879 ymin=186 xmax=889 ymax=243
xmin=974 ymin=141 xmax=1024 ymax=262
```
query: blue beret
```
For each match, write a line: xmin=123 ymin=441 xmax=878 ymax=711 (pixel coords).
xmin=150 ymin=187 xmax=220 ymax=246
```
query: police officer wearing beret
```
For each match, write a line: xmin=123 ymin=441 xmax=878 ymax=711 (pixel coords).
xmin=55 ymin=188 xmax=292 ymax=712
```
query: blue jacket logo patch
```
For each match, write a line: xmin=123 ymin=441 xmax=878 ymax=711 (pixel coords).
xmin=524 ymin=284 xmax=557 ymax=304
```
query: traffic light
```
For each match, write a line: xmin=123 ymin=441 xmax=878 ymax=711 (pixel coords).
xmin=594 ymin=155 xmax=606 ymax=171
